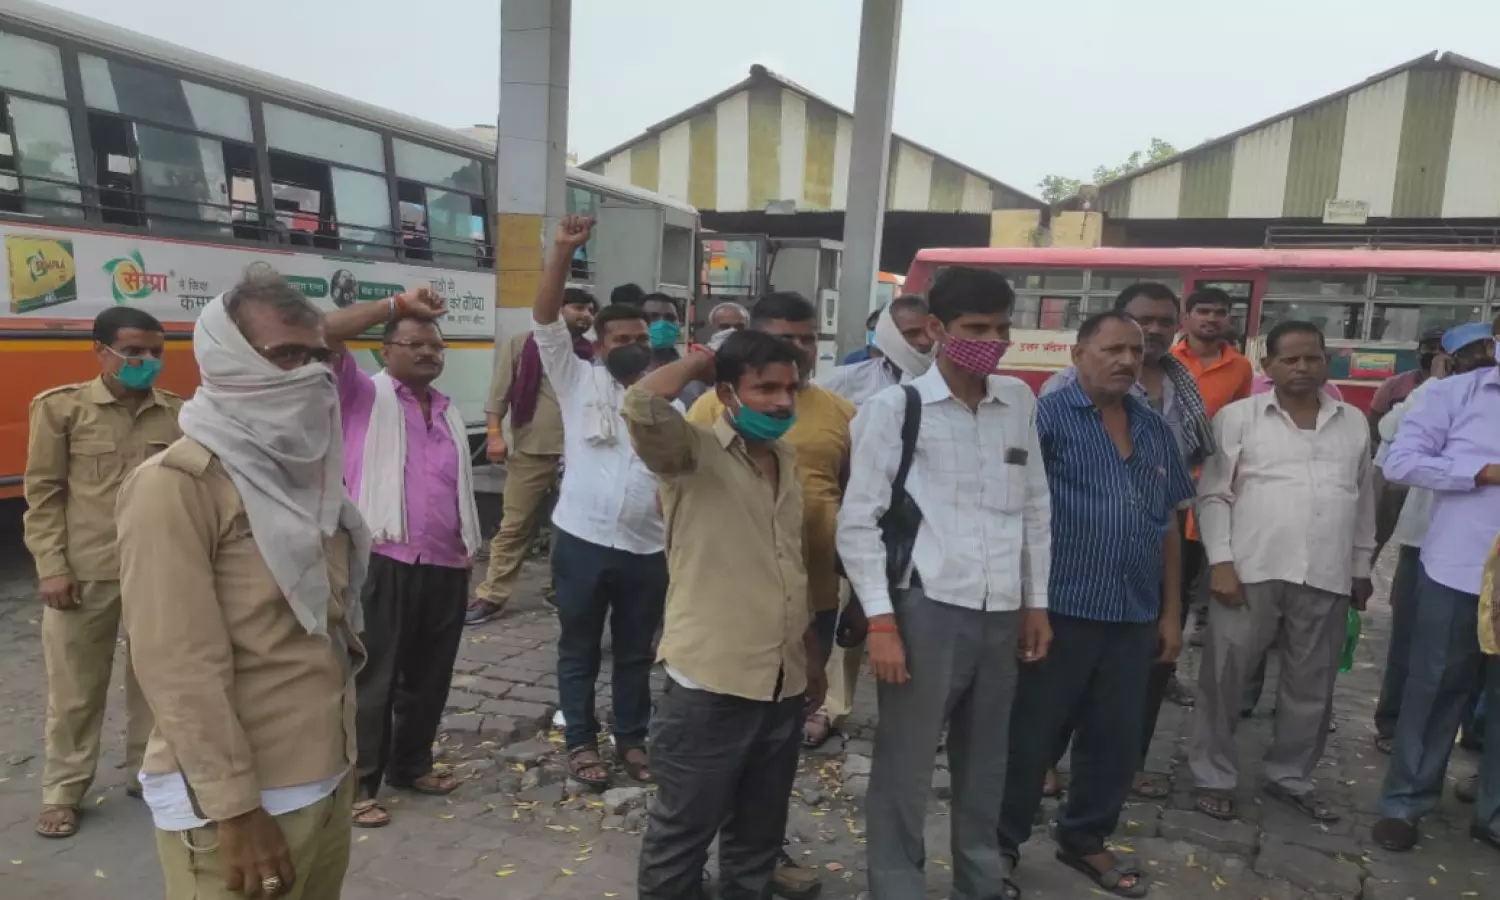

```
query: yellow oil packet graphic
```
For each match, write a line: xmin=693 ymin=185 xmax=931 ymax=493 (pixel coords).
xmin=7 ymin=235 xmax=78 ymax=313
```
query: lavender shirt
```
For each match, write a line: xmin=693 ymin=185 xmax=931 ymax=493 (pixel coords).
xmin=1382 ymin=366 xmax=1500 ymax=595
xmin=336 ymin=352 xmax=467 ymax=569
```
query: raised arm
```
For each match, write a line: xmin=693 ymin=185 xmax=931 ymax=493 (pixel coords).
xmin=534 ymin=215 xmax=592 ymax=327
xmin=623 ymin=350 xmax=717 ymax=475
xmin=1384 ymin=381 xmax=1500 ymax=491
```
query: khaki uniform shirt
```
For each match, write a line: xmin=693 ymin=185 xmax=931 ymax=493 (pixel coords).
xmin=23 ymin=377 xmax=183 ymax=582
xmin=117 ymin=438 xmax=364 ymax=822
xmin=487 ymin=331 xmax=565 ymax=456
xmin=687 ymin=385 xmax=853 ymax=613
xmin=623 ymin=388 xmax=810 ymax=702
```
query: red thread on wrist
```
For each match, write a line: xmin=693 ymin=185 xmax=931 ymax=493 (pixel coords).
xmin=868 ymin=622 xmax=899 ymax=633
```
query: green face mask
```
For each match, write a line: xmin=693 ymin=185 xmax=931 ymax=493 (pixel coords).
xmin=729 ymin=388 xmax=795 ymax=441
xmin=108 ymin=347 xmax=163 ymax=390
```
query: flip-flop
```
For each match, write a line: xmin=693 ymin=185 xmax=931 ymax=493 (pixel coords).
xmin=619 ymin=745 xmax=652 ymax=784
xmin=1262 ymin=782 xmax=1340 ymax=823
xmin=567 ymin=745 xmax=611 ymax=790
xmin=802 ymin=713 xmax=834 ymax=749
xmin=35 ymin=805 xmax=77 ymax=839
xmin=392 ymin=772 xmax=460 ymax=796
xmin=351 ymin=798 xmax=390 ymax=829
xmin=1194 ymin=789 xmax=1237 ymax=821
xmin=1374 ymin=735 xmax=1394 ymax=755
xmin=1055 ymin=849 xmax=1148 ymax=898
xmin=1130 ymin=773 xmax=1171 ymax=800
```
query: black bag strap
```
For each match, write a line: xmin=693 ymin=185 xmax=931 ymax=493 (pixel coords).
xmin=892 ymin=385 xmax=921 ymax=500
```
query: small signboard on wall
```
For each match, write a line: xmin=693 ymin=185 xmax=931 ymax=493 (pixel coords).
xmin=1323 ymin=199 xmax=1370 ymax=225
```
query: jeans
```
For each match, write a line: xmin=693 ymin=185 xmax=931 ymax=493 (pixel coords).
xmin=1379 ymin=565 xmax=1483 ymax=822
xmin=551 ymin=528 xmax=667 ymax=750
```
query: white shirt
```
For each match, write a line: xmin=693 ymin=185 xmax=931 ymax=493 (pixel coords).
xmin=140 ymin=767 xmax=346 ymax=831
xmin=836 ymin=364 xmax=1051 ymax=618
xmin=1377 ymin=379 xmax=1436 ymax=549
xmin=817 ymin=357 xmax=902 ymax=408
xmin=1197 ymin=392 xmax=1376 ymax=595
xmin=534 ymin=318 xmax=665 ymax=554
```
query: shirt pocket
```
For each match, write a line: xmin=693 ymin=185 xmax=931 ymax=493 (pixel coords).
xmin=1311 ymin=441 xmax=1361 ymax=499
xmin=69 ymin=440 xmax=121 ymax=487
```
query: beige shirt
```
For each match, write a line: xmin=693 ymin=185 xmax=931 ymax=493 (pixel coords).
xmin=1197 ymin=392 xmax=1376 ymax=596
xmin=118 ymin=438 xmax=364 ymax=822
xmin=623 ymin=388 xmax=811 ymax=702
xmin=487 ymin=331 xmax=565 ymax=456
xmin=23 ymin=377 xmax=183 ymax=581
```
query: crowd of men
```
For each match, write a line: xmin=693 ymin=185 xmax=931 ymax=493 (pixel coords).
xmin=20 ymin=214 xmax=1500 ymax=899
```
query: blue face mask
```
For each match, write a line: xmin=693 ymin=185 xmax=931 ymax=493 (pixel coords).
xmin=867 ymin=329 xmax=877 ymax=347
xmin=108 ymin=348 xmax=163 ymax=390
xmin=729 ymin=389 xmax=795 ymax=441
xmin=649 ymin=319 xmax=681 ymax=349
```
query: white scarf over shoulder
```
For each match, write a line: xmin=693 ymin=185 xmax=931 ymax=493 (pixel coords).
xmin=355 ymin=371 xmax=482 ymax=557
xmin=177 ymin=294 xmax=371 ymax=636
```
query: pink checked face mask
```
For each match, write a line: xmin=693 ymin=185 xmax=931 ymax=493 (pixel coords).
xmin=942 ymin=338 xmax=1011 ymax=376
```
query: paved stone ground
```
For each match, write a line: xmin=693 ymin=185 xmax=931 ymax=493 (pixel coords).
xmin=0 ymin=493 xmax=1494 ymax=899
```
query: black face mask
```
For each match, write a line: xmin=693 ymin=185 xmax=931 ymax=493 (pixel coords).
xmin=603 ymin=343 xmax=652 ymax=381
xmin=1419 ymin=351 xmax=1438 ymax=373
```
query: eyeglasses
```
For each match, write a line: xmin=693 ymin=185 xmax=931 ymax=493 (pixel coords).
xmin=384 ymin=339 xmax=446 ymax=355
xmin=259 ymin=343 xmax=334 ymax=367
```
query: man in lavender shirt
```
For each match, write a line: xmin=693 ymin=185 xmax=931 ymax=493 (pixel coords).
xmin=1373 ymin=321 xmax=1500 ymax=852
xmin=324 ymin=289 xmax=475 ymax=828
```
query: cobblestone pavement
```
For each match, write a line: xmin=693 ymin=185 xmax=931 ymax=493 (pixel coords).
xmin=0 ymin=496 xmax=1494 ymax=899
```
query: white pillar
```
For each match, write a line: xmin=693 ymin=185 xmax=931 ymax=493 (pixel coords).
xmin=836 ymin=0 xmax=902 ymax=357
xmin=495 ymin=0 xmax=571 ymax=322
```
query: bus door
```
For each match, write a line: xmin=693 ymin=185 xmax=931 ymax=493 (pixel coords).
xmin=1182 ymin=270 xmax=1264 ymax=353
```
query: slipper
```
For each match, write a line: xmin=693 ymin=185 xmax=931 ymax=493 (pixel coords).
xmin=1131 ymin=772 xmax=1171 ymax=800
xmin=1194 ymin=789 xmax=1237 ymax=821
xmin=1055 ymin=849 xmax=1148 ymax=898
xmin=1262 ymin=782 xmax=1340 ymax=823
xmin=1374 ymin=735 xmax=1394 ymax=755
xmin=619 ymin=745 xmax=652 ymax=784
xmin=567 ymin=745 xmax=611 ymax=790
xmin=351 ymin=798 xmax=390 ymax=829
xmin=1373 ymin=817 xmax=1418 ymax=851
xmin=391 ymin=772 xmax=460 ymax=796
xmin=1041 ymin=769 xmax=1063 ymax=798
xmin=803 ymin=713 xmax=834 ymax=749
xmin=35 ymin=805 xmax=77 ymax=839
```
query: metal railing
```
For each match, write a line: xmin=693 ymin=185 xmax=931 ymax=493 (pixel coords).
xmin=1265 ymin=224 xmax=1500 ymax=251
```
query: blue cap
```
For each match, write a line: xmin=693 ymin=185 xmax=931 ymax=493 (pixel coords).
xmin=1441 ymin=322 xmax=1494 ymax=355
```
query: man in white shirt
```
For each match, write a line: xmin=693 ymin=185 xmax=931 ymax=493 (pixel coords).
xmin=838 ymin=266 xmax=1052 ymax=900
xmin=1190 ymin=321 xmax=1375 ymax=823
xmin=817 ymin=295 xmax=934 ymax=407
xmin=533 ymin=217 xmax=667 ymax=790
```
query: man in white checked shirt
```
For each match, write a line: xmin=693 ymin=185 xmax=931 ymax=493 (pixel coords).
xmin=838 ymin=266 xmax=1052 ymax=900
xmin=1190 ymin=320 xmax=1376 ymax=824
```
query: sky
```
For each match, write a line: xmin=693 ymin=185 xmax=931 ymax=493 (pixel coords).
xmin=32 ymin=0 xmax=1500 ymax=199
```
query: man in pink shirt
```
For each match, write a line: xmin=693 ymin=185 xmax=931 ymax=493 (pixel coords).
xmin=325 ymin=289 xmax=479 ymax=828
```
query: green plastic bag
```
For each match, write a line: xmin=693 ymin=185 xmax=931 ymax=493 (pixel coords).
xmin=1340 ymin=608 xmax=1362 ymax=674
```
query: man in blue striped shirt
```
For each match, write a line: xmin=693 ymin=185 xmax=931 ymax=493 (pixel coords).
xmin=1000 ymin=311 xmax=1196 ymax=898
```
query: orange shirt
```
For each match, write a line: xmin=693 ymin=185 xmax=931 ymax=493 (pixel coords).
xmin=1170 ymin=340 xmax=1253 ymax=543
xmin=1171 ymin=340 xmax=1253 ymax=419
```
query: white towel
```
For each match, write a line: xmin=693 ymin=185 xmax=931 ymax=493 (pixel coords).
xmin=356 ymin=371 xmax=482 ymax=557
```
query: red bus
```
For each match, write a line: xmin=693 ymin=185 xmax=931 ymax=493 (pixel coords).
xmin=904 ymin=246 xmax=1500 ymax=410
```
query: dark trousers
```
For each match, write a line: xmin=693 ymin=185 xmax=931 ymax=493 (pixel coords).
xmin=1374 ymin=545 xmax=1423 ymax=738
xmin=638 ymin=680 xmax=803 ymax=900
xmin=1140 ymin=534 xmax=1204 ymax=760
xmin=1378 ymin=565 xmax=1483 ymax=822
xmin=552 ymin=528 xmax=667 ymax=750
xmin=1001 ymin=614 xmax=1157 ymax=859
xmin=354 ymin=554 xmax=469 ymax=798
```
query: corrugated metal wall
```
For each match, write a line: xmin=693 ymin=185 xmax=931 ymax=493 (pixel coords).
xmin=1089 ymin=61 xmax=1500 ymax=223
xmin=584 ymin=86 xmax=1029 ymax=214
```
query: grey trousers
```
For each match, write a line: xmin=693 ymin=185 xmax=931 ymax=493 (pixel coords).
xmin=866 ymin=587 xmax=1020 ymax=900
xmin=1190 ymin=579 xmax=1347 ymax=795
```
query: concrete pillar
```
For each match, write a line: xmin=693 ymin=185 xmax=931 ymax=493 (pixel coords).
xmin=836 ymin=0 xmax=902 ymax=358
xmin=495 ymin=0 xmax=572 ymax=318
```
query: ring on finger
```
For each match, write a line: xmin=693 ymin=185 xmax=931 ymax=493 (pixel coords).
xmin=261 ymin=875 xmax=285 ymax=895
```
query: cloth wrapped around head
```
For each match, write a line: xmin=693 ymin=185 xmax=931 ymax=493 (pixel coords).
xmin=872 ymin=302 xmax=934 ymax=378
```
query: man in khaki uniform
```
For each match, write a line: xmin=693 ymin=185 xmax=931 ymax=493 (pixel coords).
xmin=119 ymin=274 xmax=370 ymax=899
xmin=24 ymin=306 xmax=182 ymax=839
xmin=467 ymin=288 xmax=597 ymax=624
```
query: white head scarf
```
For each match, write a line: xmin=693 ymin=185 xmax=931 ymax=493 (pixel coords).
xmin=873 ymin=301 xmax=934 ymax=378
xmin=176 ymin=293 xmax=371 ymax=635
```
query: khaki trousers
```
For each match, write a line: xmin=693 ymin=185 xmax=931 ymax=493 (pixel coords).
xmin=1189 ymin=579 xmax=1347 ymax=795
xmin=42 ymin=579 xmax=151 ymax=807
xmin=820 ymin=584 xmax=864 ymax=724
xmin=475 ymin=451 xmax=560 ymax=606
xmin=156 ymin=777 xmax=353 ymax=900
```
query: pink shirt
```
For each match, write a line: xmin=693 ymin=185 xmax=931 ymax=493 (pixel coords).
xmin=336 ymin=351 xmax=467 ymax=569
xmin=1249 ymin=373 xmax=1343 ymax=401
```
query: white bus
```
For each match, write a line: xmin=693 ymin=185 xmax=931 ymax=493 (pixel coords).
xmin=0 ymin=0 xmax=697 ymax=495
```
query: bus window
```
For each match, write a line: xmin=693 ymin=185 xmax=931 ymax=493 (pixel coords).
xmin=1090 ymin=270 xmax=1184 ymax=297
xmin=0 ymin=30 xmax=67 ymax=100
xmin=1370 ymin=273 xmax=1486 ymax=342
xmin=1261 ymin=272 xmax=1367 ymax=341
xmin=331 ymin=168 xmax=393 ymax=257
xmin=1006 ymin=269 xmax=1084 ymax=291
xmin=6 ymin=96 xmax=82 ymax=219
xmin=79 ymin=54 xmax=253 ymax=142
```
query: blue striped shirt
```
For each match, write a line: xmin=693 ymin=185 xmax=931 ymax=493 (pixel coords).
xmin=1038 ymin=382 xmax=1197 ymax=623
